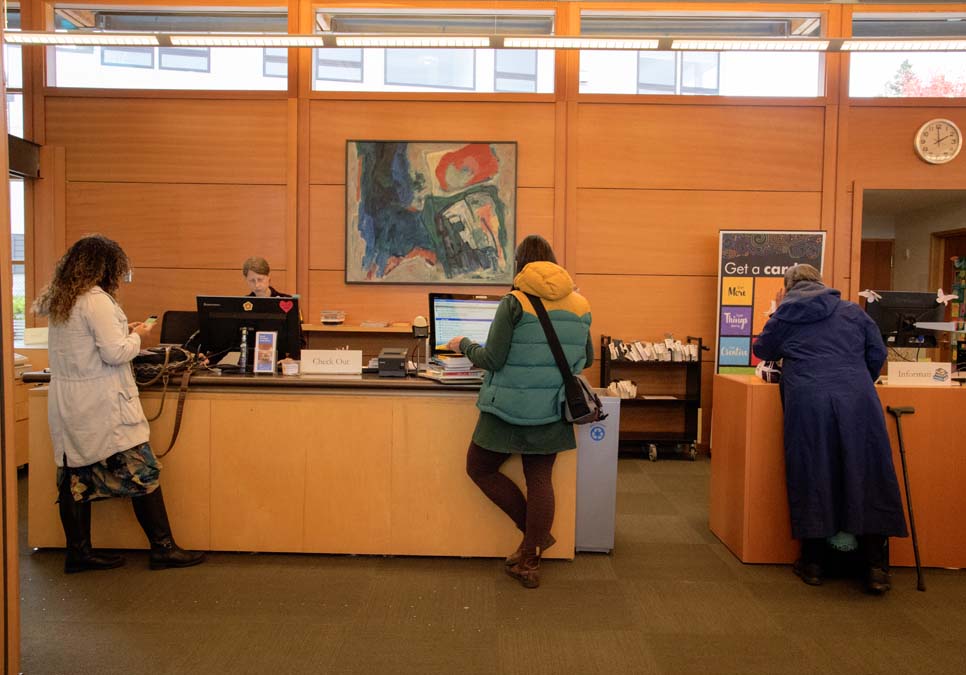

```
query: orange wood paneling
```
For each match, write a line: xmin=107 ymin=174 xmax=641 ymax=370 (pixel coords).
xmin=576 ymin=273 xmax=718 ymax=352
xmin=115 ymin=268 xmax=291 ymax=322
xmin=575 ymin=104 xmax=826 ymax=191
xmin=45 ymin=98 xmax=288 ymax=184
xmin=66 ymin=183 xmax=287 ymax=269
xmin=310 ymin=185 xmax=555 ymax=270
xmin=308 ymin=101 xmax=556 ymax=187
xmin=575 ymin=189 xmax=822 ymax=275
xmin=846 ymin=107 xmax=966 ymax=186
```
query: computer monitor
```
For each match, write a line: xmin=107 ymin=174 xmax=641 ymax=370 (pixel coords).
xmin=429 ymin=293 xmax=502 ymax=358
xmin=197 ymin=295 xmax=302 ymax=362
xmin=865 ymin=291 xmax=945 ymax=348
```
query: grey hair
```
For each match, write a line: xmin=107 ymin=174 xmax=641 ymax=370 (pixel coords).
xmin=242 ymin=256 xmax=271 ymax=276
xmin=783 ymin=263 xmax=823 ymax=290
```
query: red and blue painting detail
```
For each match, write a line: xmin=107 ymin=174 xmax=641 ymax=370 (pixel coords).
xmin=347 ymin=141 xmax=517 ymax=284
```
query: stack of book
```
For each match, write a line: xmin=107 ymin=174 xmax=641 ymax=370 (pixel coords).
xmin=423 ymin=354 xmax=484 ymax=381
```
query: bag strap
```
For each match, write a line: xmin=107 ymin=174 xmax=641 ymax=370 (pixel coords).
xmin=155 ymin=367 xmax=194 ymax=458
xmin=523 ymin=293 xmax=574 ymax=382
xmin=144 ymin=373 xmax=171 ymax=422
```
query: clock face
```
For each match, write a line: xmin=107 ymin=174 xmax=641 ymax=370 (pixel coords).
xmin=915 ymin=119 xmax=962 ymax=164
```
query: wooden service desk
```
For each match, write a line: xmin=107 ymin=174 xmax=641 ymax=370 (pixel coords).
xmin=28 ymin=373 xmax=577 ymax=559
xmin=709 ymin=374 xmax=966 ymax=568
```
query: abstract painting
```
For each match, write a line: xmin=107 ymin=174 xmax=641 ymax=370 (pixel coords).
xmin=345 ymin=141 xmax=517 ymax=284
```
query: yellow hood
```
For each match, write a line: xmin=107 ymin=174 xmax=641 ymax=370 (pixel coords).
xmin=513 ymin=261 xmax=575 ymax=301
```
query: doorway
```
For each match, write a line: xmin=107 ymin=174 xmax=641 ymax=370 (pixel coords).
xmin=860 ymin=189 xmax=966 ymax=360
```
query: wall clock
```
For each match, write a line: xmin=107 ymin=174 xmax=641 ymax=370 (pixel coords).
xmin=914 ymin=118 xmax=962 ymax=165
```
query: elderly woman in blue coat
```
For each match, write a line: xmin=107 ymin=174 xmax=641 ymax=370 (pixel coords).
xmin=753 ymin=264 xmax=907 ymax=594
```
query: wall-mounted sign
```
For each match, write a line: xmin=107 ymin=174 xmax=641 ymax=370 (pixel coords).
xmin=716 ymin=230 xmax=826 ymax=375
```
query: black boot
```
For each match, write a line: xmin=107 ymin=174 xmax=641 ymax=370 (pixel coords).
xmin=793 ymin=538 xmax=824 ymax=586
xmin=859 ymin=535 xmax=891 ymax=595
xmin=58 ymin=474 xmax=125 ymax=574
xmin=132 ymin=487 xmax=206 ymax=570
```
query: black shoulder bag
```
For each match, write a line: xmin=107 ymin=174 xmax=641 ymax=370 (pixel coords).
xmin=524 ymin=293 xmax=607 ymax=425
xmin=131 ymin=346 xmax=203 ymax=457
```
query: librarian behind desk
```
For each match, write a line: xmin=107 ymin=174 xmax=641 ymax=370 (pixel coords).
xmin=709 ymin=374 xmax=966 ymax=569
xmin=28 ymin=373 xmax=579 ymax=558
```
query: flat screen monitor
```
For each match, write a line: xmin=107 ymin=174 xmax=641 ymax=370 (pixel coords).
xmin=429 ymin=293 xmax=502 ymax=358
xmin=197 ymin=295 xmax=302 ymax=362
xmin=865 ymin=291 xmax=944 ymax=348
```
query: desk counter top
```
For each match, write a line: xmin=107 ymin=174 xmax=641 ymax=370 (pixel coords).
xmin=23 ymin=371 xmax=482 ymax=392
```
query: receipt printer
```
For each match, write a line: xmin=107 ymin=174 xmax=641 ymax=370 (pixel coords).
xmin=378 ymin=347 xmax=409 ymax=377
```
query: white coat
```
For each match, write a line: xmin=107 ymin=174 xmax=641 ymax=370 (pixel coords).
xmin=47 ymin=287 xmax=149 ymax=467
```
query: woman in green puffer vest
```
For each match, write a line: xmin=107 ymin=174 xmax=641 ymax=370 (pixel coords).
xmin=445 ymin=235 xmax=593 ymax=589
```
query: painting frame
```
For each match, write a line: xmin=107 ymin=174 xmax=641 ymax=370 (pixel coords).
xmin=345 ymin=140 xmax=518 ymax=285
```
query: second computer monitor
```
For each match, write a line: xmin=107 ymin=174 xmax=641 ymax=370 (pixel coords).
xmin=865 ymin=290 xmax=944 ymax=348
xmin=429 ymin=293 xmax=502 ymax=358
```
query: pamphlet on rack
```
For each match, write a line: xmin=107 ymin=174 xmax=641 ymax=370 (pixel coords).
xmin=253 ymin=331 xmax=278 ymax=374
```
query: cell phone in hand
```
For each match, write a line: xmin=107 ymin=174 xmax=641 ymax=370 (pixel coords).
xmin=144 ymin=315 xmax=158 ymax=325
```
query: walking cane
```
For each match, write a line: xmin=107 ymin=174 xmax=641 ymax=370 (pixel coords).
xmin=886 ymin=406 xmax=926 ymax=592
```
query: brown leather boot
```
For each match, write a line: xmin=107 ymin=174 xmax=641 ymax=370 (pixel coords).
xmin=505 ymin=533 xmax=556 ymax=568
xmin=506 ymin=547 xmax=542 ymax=589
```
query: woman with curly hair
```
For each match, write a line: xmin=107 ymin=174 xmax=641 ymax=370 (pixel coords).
xmin=34 ymin=234 xmax=206 ymax=573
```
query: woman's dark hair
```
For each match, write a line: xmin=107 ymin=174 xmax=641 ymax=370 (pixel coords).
xmin=514 ymin=235 xmax=557 ymax=276
xmin=33 ymin=234 xmax=130 ymax=323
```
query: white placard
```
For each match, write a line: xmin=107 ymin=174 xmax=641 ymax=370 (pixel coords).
xmin=299 ymin=349 xmax=363 ymax=375
xmin=887 ymin=361 xmax=953 ymax=386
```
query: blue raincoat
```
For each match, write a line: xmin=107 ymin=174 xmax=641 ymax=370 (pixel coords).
xmin=753 ymin=281 xmax=908 ymax=540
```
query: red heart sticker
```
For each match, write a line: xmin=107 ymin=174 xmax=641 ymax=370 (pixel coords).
xmin=279 ymin=300 xmax=294 ymax=314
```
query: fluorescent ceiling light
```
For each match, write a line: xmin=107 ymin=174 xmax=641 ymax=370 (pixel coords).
xmin=169 ymin=34 xmax=325 ymax=47
xmin=334 ymin=35 xmax=490 ymax=48
xmin=841 ymin=38 xmax=966 ymax=51
xmin=503 ymin=37 xmax=659 ymax=49
xmin=4 ymin=31 xmax=160 ymax=46
xmin=672 ymin=39 xmax=829 ymax=51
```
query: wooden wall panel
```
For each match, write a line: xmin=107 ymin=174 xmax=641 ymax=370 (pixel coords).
xmin=576 ymin=273 xmax=718 ymax=356
xmin=845 ymin=107 xmax=966 ymax=186
xmin=45 ymin=98 xmax=288 ymax=184
xmin=309 ymin=184 xmax=344 ymax=271
xmin=310 ymin=185 xmax=555 ymax=271
xmin=308 ymin=101 xmax=556 ymax=187
xmin=66 ymin=183 xmax=287 ymax=269
xmin=576 ymin=189 xmax=822 ymax=275
xmin=576 ymin=104 xmax=825 ymax=191
xmin=116 ymin=268 xmax=290 ymax=323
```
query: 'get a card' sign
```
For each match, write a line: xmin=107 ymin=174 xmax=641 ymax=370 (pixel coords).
xmin=716 ymin=230 xmax=826 ymax=375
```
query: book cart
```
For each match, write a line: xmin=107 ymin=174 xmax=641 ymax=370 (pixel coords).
xmin=599 ymin=335 xmax=705 ymax=461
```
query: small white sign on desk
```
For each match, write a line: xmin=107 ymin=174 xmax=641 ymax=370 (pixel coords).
xmin=887 ymin=361 xmax=953 ymax=386
xmin=300 ymin=349 xmax=363 ymax=375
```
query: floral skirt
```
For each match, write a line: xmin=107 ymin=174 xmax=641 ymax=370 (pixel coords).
xmin=56 ymin=443 xmax=162 ymax=504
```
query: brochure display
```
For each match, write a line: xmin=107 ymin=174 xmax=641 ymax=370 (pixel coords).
xmin=715 ymin=230 xmax=826 ymax=375
xmin=253 ymin=331 xmax=277 ymax=374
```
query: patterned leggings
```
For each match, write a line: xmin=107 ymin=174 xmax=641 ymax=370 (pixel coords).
xmin=465 ymin=442 xmax=556 ymax=551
